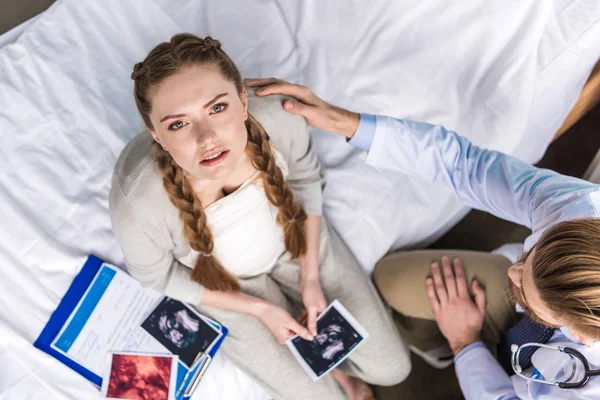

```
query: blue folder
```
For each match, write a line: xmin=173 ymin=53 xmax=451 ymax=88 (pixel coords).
xmin=34 ymin=255 xmax=227 ymax=398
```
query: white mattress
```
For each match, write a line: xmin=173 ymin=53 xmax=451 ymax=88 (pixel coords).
xmin=1 ymin=0 xmax=599 ymax=399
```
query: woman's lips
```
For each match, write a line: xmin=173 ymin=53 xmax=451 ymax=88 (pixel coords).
xmin=200 ymin=149 xmax=229 ymax=166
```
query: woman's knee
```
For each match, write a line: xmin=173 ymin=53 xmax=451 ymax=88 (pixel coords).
xmin=355 ymin=330 xmax=413 ymax=386
xmin=366 ymin=350 xmax=412 ymax=386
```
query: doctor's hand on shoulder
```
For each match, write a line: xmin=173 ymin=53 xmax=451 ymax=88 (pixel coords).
xmin=426 ymin=256 xmax=487 ymax=356
xmin=245 ymin=78 xmax=360 ymax=139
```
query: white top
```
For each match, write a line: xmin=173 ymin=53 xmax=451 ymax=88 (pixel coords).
xmin=178 ymin=151 xmax=289 ymax=278
xmin=109 ymin=92 xmax=323 ymax=305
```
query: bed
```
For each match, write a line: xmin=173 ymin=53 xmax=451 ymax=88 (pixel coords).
xmin=1 ymin=1 xmax=599 ymax=399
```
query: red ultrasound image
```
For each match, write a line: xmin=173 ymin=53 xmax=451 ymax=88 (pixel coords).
xmin=106 ymin=354 xmax=172 ymax=400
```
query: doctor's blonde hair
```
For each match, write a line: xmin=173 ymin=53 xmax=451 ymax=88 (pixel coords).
xmin=130 ymin=34 xmax=307 ymax=292
xmin=532 ymin=218 xmax=600 ymax=339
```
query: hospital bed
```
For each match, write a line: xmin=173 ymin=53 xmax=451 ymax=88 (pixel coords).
xmin=1 ymin=1 xmax=599 ymax=399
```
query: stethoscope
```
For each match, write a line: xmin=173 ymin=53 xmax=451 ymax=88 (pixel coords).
xmin=511 ymin=343 xmax=600 ymax=389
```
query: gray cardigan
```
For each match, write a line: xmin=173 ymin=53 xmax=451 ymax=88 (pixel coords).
xmin=109 ymin=92 xmax=323 ymax=305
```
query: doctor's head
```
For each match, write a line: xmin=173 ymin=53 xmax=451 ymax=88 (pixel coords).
xmin=508 ymin=218 xmax=600 ymax=343
xmin=129 ymin=33 xmax=306 ymax=293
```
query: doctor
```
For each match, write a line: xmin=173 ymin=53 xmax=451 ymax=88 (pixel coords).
xmin=247 ymin=78 xmax=600 ymax=399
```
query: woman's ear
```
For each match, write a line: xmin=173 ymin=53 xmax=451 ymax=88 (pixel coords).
xmin=149 ymin=129 xmax=165 ymax=150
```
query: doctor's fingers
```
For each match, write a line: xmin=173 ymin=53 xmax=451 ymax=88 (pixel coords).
xmin=244 ymin=77 xmax=279 ymax=87
xmin=441 ymin=256 xmax=458 ymax=298
xmin=452 ymin=258 xmax=469 ymax=298
xmin=430 ymin=262 xmax=448 ymax=306
xmin=426 ymin=278 xmax=441 ymax=314
xmin=247 ymin=78 xmax=321 ymax=104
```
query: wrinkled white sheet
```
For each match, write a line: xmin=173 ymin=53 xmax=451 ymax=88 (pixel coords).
xmin=1 ymin=0 xmax=599 ymax=399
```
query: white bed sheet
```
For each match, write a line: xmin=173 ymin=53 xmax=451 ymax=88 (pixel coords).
xmin=1 ymin=0 xmax=599 ymax=399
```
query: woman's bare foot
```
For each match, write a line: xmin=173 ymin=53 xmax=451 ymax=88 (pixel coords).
xmin=331 ymin=369 xmax=376 ymax=400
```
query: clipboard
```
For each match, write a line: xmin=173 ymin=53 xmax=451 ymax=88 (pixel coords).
xmin=34 ymin=255 xmax=227 ymax=398
xmin=34 ymin=255 xmax=106 ymax=385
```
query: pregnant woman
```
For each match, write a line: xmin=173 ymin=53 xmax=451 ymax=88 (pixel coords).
xmin=109 ymin=33 xmax=409 ymax=399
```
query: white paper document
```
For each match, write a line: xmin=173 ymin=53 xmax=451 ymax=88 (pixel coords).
xmin=51 ymin=264 xmax=165 ymax=376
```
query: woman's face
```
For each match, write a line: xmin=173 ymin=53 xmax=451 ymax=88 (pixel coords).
xmin=147 ymin=64 xmax=249 ymax=183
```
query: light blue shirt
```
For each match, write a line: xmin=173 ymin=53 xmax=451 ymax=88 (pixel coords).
xmin=350 ymin=114 xmax=600 ymax=399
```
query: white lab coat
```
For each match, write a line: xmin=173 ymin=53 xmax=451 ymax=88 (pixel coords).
xmin=349 ymin=114 xmax=600 ymax=399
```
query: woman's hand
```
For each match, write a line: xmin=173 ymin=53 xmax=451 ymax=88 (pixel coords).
xmin=256 ymin=302 xmax=314 ymax=344
xmin=299 ymin=276 xmax=328 ymax=337
xmin=244 ymin=78 xmax=360 ymax=139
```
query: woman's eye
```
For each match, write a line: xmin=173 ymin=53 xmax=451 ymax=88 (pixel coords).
xmin=211 ymin=103 xmax=227 ymax=114
xmin=168 ymin=121 xmax=186 ymax=130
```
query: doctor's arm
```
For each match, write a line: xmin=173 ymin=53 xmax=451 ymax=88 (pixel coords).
xmin=248 ymin=78 xmax=599 ymax=232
